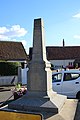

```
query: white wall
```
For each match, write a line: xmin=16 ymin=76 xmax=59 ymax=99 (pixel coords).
xmin=21 ymin=68 xmax=28 ymax=85
xmin=50 ymin=59 xmax=75 ymax=69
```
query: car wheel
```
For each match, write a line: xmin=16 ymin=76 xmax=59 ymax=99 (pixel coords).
xmin=76 ymin=91 xmax=80 ymax=99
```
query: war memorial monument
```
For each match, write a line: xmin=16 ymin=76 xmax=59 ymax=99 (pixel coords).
xmin=8 ymin=18 xmax=67 ymax=119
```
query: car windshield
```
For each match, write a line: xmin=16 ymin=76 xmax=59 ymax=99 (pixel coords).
xmin=52 ymin=73 xmax=62 ymax=82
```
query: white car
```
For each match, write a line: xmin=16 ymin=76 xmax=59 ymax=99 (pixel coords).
xmin=52 ymin=70 xmax=80 ymax=98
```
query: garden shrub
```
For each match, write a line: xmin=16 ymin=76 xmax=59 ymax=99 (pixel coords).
xmin=0 ymin=62 xmax=21 ymax=76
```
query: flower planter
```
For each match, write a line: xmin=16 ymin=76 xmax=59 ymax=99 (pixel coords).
xmin=12 ymin=86 xmax=27 ymax=100
xmin=14 ymin=91 xmax=23 ymax=100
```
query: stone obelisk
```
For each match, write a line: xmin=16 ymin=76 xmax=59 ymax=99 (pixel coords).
xmin=8 ymin=18 xmax=66 ymax=114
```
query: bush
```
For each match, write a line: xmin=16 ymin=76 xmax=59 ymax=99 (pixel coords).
xmin=0 ymin=62 xmax=20 ymax=76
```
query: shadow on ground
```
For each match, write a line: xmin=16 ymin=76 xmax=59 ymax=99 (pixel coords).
xmin=74 ymin=100 xmax=80 ymax=120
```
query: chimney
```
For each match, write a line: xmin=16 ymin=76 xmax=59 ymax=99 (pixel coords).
xmin=63 ymin=39 xmax=65 ymax=47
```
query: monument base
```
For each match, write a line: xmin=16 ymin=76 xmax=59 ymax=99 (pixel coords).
xmin=8 ymin=92 xmax=67 ymax=114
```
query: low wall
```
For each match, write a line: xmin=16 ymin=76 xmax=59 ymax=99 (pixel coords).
xmin=0 ymin=76 xmax=18 ymax=86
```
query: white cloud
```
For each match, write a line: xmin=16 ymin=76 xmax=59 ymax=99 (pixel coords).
xmin=9 ymin=25 xmax=27 ymax=37
xmin=73 ymin=13 xmax=80 ymax=18
xmin=73 ymin=35 xmax=80 ymax=39
xmin=0 ymin=25 xmax=27 ymax=40
xmin=0 ymin=27 xmax=9 ymax=34
xmin=0 ymin=34 xmax=10 ymax=40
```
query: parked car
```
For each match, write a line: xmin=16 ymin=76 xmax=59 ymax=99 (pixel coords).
xmin=52 ymin=70 xmax=80 ymax=99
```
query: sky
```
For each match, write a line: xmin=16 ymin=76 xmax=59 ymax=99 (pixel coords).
xmin=0 ymin=0 xmax=80 ymax=54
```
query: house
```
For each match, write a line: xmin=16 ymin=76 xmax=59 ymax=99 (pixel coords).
xmin=29 ymin=46 xmax=80 ymax=69
xmin=46 ymin=46 xmax=80 ymax=69
xmin=0 ymin=41 xmax=27 ymax=63
xmin=0 ymin=41 xmax=28 ymax=85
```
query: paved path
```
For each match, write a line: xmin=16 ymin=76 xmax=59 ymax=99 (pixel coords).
xmin=46 ymin=99 xmax=77 ymax=120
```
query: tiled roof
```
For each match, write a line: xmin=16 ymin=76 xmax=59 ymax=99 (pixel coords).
xmin=0 ymin=41 xmax=27 ymax=61
xmin=29 ymin=46 xmax=80 ymax=60
xmin=46 ymin=46 xmax=80 ymax=60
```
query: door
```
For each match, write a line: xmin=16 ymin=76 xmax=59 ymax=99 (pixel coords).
xmin=52 ymin=73 xmax=62 ymax=93
xmin=62 ymin=72 xmax=80 ymax=97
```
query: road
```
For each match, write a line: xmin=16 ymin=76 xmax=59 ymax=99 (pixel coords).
xmin=0 ymin=86 xmax=14 ymax=106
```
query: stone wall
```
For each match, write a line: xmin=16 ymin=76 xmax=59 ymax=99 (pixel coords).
xmin=0 ymin=76 xmax=18 ymax=86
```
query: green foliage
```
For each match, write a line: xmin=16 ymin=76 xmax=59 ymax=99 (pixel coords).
xmin=0 ymin=62 xmax=20 ymax=76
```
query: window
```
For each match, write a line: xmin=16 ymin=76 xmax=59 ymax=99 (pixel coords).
xmin=63 ymin=73 xmax=80 ymax=81
xmin=71 ymin=73 xmax=80 ymax=80
xmin=64 ymin=73 xmax=71 ymax=81
xmin=69 ymin=62 xmax=73 ymax=66
xmin=52 ymin=73 xmax=62 ymax=82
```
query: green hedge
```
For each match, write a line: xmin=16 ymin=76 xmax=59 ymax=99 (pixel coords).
xmin=0 ymin=62 xmax=20 ymax=76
